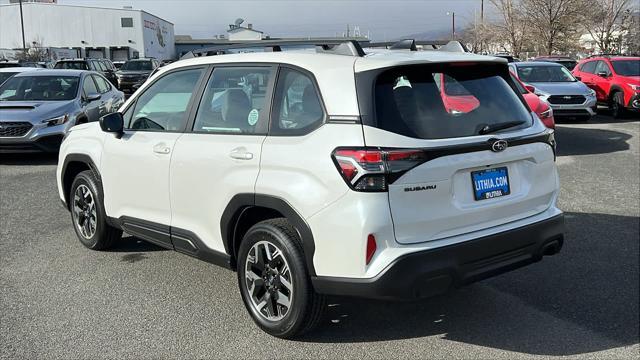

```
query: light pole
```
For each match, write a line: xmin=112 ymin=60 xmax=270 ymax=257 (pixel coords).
xmin=19 ymin=0 xmax=26 ymax=51
xmin=447 ymin=12 xmax=456 ymax=40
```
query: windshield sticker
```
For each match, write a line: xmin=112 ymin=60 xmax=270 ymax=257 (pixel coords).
xmin=248 ymin=109 xmax=259 ymax=126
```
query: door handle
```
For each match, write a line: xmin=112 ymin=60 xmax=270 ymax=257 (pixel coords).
xmin=229 ymin=147 xmax=253 ymax=160
xmin=153 ymin=143 xmax=171 ymax=155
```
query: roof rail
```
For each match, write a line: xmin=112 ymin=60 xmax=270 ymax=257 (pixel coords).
xmin=180 ymin=39 xmax=366 ymax=60
xmin=363 ymin=39 xmax=468 ymax=53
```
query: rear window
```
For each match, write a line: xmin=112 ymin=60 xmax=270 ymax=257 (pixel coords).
xmin=55 ymin=61 xmax=89 ymax=70
xmin=372 ymin=64 xmax=532 ymax=140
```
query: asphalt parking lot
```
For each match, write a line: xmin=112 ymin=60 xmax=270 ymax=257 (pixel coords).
xmin=1 ymin=111 xmax=638 ymax=359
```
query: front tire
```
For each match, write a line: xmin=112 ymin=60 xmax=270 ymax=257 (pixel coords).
xmin=70 ymin=170 xmax=122 ymax=250
xmin=237 ymin=218 xmax=325 ymax=338
xmin=610 ymin=92 xmax=626 ymax=119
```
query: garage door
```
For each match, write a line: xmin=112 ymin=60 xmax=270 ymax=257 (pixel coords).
xmin=111 ymin=49 xmax=129 ymax=61
xmin=87 ymin=49 xmax=104 ymax=59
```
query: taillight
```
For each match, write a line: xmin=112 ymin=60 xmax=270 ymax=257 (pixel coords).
xmin=332 ymin=148 xmax=427 ymax=192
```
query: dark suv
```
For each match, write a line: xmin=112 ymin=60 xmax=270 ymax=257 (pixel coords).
xmin=573 ymin=56 xmax=640 ymax=118
xmin=54 ymin=59 xmax=118 ymax=86
xmin=115 ymin=58 xmax=160 ymax=93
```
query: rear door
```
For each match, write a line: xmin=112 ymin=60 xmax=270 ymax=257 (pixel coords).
xmin=169 ymin=65 xmax=276 ymax=253
xmin=357 ymin=62 xmax=558 ymax=244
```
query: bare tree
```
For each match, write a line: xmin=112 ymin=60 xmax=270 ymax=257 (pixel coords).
xmin=489 ymin=0 xmax=529 ymax=57
xmin=15 ymin=37 xmax=49 ymax=62
xmin=583 ymin=0 xmax=633 ymax=53
xmin=522 ymin=0 xmax=587 ymax=55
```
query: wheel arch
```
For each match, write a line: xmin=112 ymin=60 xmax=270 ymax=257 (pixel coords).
xmin=608 ymin=85 xmax=624 ymax=101
xmin=61 ymin=154 xmax=101 ymax=211
xmin=221 ymin=194 xmax=316 ymax=275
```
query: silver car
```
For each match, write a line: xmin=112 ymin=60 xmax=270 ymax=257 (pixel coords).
xmin=0 ymin=69 xmax=124 ymax=152
xmin=510 ymin=61 xmax=597 ymax=121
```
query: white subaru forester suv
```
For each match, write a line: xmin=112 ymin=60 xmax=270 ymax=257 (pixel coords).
xmin=56 ymin=40 xmax=564 ymax=338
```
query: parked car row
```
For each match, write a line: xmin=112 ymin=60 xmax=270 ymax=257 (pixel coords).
xmin=0 ymin=68 xmax=124 ymax=152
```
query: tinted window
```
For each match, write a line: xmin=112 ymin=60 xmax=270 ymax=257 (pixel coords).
xmin=0 ymin=75 xmax=79 ymax=101
xmin=122 ymin=61 xmax=153 ymax=71
xmin=516 ymin=65 xmax=575 ymax=83
xmin=510 ymin=73 xmax=528 ymax=94
xmin=271 ymin=68 xmax=323 ymax=135
xmin=83 ymin=76 xmax=98 ymax=95
xmin=127 ymin=68 xmax=204 ymax=131
xmin=55 ymin=61 xmax=89 ymax=70
xmin=594 ymin=61 xmax=611 ymax=75
xmin=0 ymin=72 xmax=19 ymax=85
xmin=193 ymin=67 xmax=272 ymax=134
xmin=93 ymin=75 xmax=111 ymax=93
xmin=373 ymin=64 xmax=531 ymax=140
xmin=611 ymin=60 xmax=639 ymax=76
xmin=580 ymin=61 xmax=597 ymax=74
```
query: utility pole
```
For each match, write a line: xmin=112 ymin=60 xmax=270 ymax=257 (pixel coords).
xmin=19 ymin=0 xmax=27 ymax=51
xmin=452 ymin=12 xmax=456 ymax=40
xmin=481 ymin=0 xmax=484 ymax=23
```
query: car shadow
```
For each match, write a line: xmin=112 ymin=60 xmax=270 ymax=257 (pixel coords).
xmin=555 ymin=126 xmax=632 ymax=156
xmin=109 ymin=235 xmax=168 ymax=253
xmin=299 ymin=212 xmax=639 ymax=356
xmin=592 ymin=108 xmax=640 ymax=123
xmin=0 ymin=153 xmax=58 ymax=166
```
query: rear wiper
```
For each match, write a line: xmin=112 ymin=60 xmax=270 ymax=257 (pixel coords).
xmin=478 ymin=121 xmax=526 ymax=135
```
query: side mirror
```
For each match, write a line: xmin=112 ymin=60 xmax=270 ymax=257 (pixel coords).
xmin=85 ymin=92 xmax=101 ymax=102
xmin=525 ymin=84 xmax=536 ymax=93
xmin=596 ymin=71 xmax=608 ymax=78
xmin=99 ymin=112 xmax=124 ymax=138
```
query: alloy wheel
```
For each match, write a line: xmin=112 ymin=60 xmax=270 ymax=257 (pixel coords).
xmin=244 ymin=240 xmax=293 ymax=321
xmin=72 ymin=184 xmax=97 ymax=239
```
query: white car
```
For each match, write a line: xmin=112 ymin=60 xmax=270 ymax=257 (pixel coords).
xmin=56 ymin=41 xmax=564 ymax=338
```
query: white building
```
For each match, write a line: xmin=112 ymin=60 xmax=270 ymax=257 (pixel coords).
xmin=0 ymin=2 xmax=175 ymax=61
xmin=227 ymin=20 xmax=264 ymax=41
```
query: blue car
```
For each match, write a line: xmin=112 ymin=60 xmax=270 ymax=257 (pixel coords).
xmin=0 ymin=69 xmax=124 ymax=152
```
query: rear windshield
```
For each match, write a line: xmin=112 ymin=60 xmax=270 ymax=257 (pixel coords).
xmin=0 ymin=76 xmax=79 ymax=101
xmin=55 ymin=61 xmax=89 ymax=70
xmin=121 ymin=61 xmax=152 ymax=71
xmin=372 ymin=64 xmax=532 ymax=139
xmin=611 ymin=60 xmax=640 ymax=76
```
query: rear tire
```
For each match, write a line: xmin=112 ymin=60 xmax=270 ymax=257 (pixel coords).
xmin=237 ymin=218 xmax=325 ymax=338
xmin=610 ymin=92 xmax=626 ymax=119
xmin=70 ymin=170 xmax=122 ymax=250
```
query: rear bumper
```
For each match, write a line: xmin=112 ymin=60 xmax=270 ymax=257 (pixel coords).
xmin=312 ymin=213 xmax=564 ymax=300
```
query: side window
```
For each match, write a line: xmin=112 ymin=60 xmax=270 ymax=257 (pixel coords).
xmin=193 ymin=67 xmax=273 ymax=134
xmin=93 ymin=75 xmax=111 ymax=93
xmin=87 ymin=61 xmax=96 ymax=71
xmin=271 ymin=68 xmax=324 ymax=135
xmin=127 ymin=68 xmax=204 ymax=131
xmin=580 ymin=61 xmax=596 ymax=74
xmin=82 ymin=76 xmax=98 ymax=95
xmin=595 ymin=60 xmax=611 ymax=75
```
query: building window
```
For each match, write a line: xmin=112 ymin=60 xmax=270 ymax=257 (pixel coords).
xmin=121 ymin=17 xmax=133 ymax=28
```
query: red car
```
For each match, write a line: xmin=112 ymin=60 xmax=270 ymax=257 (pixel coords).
xmin=437 ymin=72 xmax=555 ymax=129
xmin=572 ymin=56 xmax=640 ymax=118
